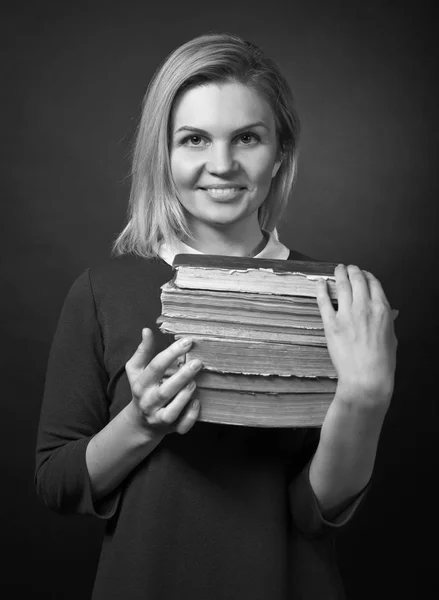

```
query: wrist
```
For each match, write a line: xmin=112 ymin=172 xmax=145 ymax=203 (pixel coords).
xmin=335 ymin=378 xmax=393 ymax=411
xmin=320 ymin=392 xmax=386 ymax=464
xmin=123 ymin=401 xmax=164 ymax=446
xmin=332 ymin=381 xmax=392 ymax=419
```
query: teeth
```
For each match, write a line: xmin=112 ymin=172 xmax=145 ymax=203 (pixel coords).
xmin=205 ymin=188 xmax=241 ymax=198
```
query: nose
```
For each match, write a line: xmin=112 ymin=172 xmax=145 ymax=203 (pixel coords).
xmin=205 ymin=143 xmax=238 ymax=175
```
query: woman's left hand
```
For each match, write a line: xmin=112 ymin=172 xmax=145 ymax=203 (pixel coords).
xmin=316 ymin=264 xmax=398 ymax=412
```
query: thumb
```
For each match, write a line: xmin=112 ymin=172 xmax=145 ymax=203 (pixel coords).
xmin=125 ymin=328 xmax=155 ymax=380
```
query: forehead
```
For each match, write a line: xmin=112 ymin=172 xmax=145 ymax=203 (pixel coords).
xmin=171 ymin=82 xmax=275 ymax=132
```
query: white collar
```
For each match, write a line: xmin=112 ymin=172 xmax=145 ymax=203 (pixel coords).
xmin=157 ymin=229 xmax=290 ymax=266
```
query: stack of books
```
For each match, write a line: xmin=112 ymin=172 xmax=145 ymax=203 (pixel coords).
xmin=157 ymin=254 xmax=339 ymax=427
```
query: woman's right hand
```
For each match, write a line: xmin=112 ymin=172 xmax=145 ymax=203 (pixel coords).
xmin=125 ymin=328 xmax=202 ymax=437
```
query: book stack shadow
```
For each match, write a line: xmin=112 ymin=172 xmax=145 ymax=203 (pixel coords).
xmin=157 ymin=254 xmax=339 ymax=428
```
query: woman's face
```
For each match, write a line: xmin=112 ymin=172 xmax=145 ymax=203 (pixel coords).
xmin=170 ymin=82 xmax=281 ymax=234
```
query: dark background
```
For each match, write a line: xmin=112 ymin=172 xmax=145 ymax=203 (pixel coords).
xmin=3 ymin=0 xmax=437 ymax=597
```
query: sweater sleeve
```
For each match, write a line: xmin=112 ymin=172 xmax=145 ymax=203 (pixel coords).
xmin=288 ymin=428 xmax=370 ymax=540
xmin=35 ymin=269 xmax=120 ymax=518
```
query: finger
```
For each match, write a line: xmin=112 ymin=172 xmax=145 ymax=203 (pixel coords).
xmin=156 ymin=381 xmax=199 ymax=428
xmin=137 ymin=336 xmax=193 ymax=389
xmin=334 ymin=264 xmax=352 ymax=310
xmin=125 ymin=329 xmax=156 ymax=382
xmin=159 ymin=358 xmax=203 ymax=400
xmin=146 ymin=359 xmax=203 ymax=412
xmin=347 ymin=264 xmax=370 ymax=307
xmin=163 ymin=359 xmax=179 ymax=378
xmin=315 ymin=278 xmax=336 ymax=324
xmin=362 ymin=270 xmax=391 ymax=308
xmin=174 ymin=396 xmax=200 ymax=435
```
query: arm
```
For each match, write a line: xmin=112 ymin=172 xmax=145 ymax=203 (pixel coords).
xmin=309 ymin=264 xmax=397 ymax=519
xmin=86 ymin=331 xmax=202 ymax=502
xmin=35 ymin=271 xmax=201 ymax=514
xmin=84 ymin=402 xmax=163 ymax=503
xmin=308 ymin=391 xmax=387 ymax=520
xmin=35 ymin=271 xmax=112 ymax=516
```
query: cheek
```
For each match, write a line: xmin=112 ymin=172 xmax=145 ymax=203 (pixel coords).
xmin=170 ymin=151 xmax=200 ymax=189
xmin=242 ymin=148 xmax=277 ymax=183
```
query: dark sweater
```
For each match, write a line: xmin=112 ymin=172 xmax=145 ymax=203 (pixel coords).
xmin=35 ymin=252 xmax=364 ymax=600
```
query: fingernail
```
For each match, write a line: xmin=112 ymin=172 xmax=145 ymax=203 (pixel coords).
xmin=186 ymin=381 xmax=196 ymax=391
xmin=192 ymin=399 xmax=200 ymax=410
xmin=179 ymin=337 xmax=193 ymax=348
xmin=188 ymin=359 xmax=202 ymax=371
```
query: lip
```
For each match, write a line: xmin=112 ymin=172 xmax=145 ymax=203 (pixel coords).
xmin=200 ymin=187 xmax=245 ymax=201
xmin=199 ymin=185 xmax=246 ymax=190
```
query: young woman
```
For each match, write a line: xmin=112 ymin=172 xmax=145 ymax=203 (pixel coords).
xmin=35 ymin=32 xmax=398 ymax=600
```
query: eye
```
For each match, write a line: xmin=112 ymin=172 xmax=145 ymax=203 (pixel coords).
xmin=181 ymin=135 xmax=206 ymax=147
xmin=237 ymin=132 xmax=260 ymax=145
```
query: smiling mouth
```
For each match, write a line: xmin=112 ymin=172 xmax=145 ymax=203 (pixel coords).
xmin=199 ymin=187 xmax=245 ymax=200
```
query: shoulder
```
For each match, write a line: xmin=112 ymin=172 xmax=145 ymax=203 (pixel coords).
xmin=71 ymin=255 xmax=174 ymax=353
xmin=86 ymin=254 xmax=173 ymax=299
xmin=64 ymin=254 xmax=173 ymax=318
xmin=88 ymin=253 xmax=171 ymax=285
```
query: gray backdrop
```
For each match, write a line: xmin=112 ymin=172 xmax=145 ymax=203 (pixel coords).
xmin=3 ymin=0 xmax=437 ymax=597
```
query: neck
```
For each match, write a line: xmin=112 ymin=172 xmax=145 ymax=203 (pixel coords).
xmin=183 ymin=218 xmax=267 ymax=257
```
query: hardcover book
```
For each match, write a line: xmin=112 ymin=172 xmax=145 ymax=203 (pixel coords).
xmin=158 ymin=254 xmax=340 ymax=427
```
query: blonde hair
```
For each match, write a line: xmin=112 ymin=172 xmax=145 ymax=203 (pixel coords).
xmin=113 ymin=32 xmax=301 ymax=258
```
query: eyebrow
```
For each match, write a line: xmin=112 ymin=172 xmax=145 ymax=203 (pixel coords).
xmin=174 ymin=121 xmax=269 ymax=136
